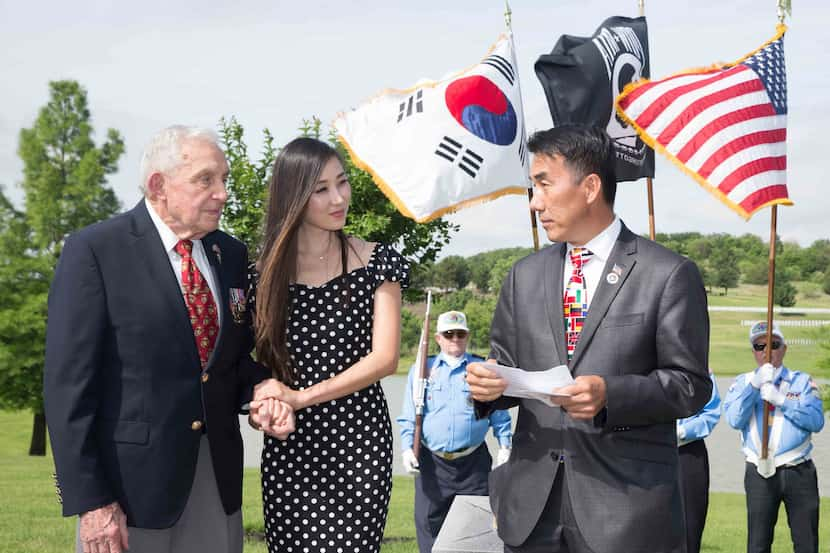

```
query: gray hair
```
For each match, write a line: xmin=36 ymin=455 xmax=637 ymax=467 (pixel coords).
xmin=139 ymin=125 xmax=221 ymax=194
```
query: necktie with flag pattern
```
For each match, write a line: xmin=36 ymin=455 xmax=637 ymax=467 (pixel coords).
xmin=175 ymin=240 xmax=219 ymax=369
xmin=564 ymin=247 xmax=593 ymax=361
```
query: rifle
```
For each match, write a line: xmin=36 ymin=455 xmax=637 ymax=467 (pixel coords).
xmin=412 ymin=291 xmax=432 ymax=461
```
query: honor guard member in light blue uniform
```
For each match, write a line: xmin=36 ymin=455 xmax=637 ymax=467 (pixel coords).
xmin=398 ymin=310 xmax=513 ymax=553
xmin=677 ymin=371 xmax=722 ymax=553
xmin=724 ymin=321 xmax=824 ymax=553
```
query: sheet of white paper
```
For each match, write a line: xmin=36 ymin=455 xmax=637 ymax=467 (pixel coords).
xmin=481 ymin=363 xmax=575 ymax=406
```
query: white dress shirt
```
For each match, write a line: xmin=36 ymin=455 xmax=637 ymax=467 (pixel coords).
xmin=145 ymin=198 xmax=222 ymax=327
xmin=562 ymin=217 xmax=622 ymax=310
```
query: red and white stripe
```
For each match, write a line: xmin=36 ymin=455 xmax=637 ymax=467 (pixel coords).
xmin=618 ymin=63 xmax=789 ymax=218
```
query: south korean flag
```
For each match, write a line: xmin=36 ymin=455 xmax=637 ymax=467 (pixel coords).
xmin=334 ymin=33 xmax=529 ymax=223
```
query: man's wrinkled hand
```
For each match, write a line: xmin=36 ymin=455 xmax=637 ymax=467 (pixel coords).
xmin=465 ymin=360 xmax=507 ymax=402
xmin=79 ymin=501 xmax=129 ymax=553
xmin=553 ymin=375 xmax=607 ymax=420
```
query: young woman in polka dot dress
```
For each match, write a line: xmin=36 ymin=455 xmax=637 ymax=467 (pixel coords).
xmin=251 ymin=137 xmax=409 ymax=552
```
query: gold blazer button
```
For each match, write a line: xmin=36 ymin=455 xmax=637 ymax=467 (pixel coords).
xmin=191 ymin=420 xmax=203 ymax=431
xmin=201 ymin=373 xmax=210 ymax=383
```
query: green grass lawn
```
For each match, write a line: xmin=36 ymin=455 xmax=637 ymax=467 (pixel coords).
xmin=1 ymin=410 xmax=826 ymax=552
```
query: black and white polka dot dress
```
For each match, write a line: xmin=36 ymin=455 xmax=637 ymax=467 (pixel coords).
xmin=260 ymin=243 xmax=409 ymax=553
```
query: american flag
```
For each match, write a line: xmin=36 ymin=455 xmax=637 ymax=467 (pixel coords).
xmin=616 ymin=26 xmax=792 ymax=219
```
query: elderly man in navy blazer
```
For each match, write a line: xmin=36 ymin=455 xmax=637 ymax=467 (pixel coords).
xmin=467 ymin=125 xmax=711 ymax=553
xmin=44 ymin=126 xmax=294 ymax=553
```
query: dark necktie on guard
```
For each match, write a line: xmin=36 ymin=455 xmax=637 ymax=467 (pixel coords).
xmin=564 ymin=247 xmax=593 ymax=361
xmin=175 ymin=239 xmax=219 ymax=369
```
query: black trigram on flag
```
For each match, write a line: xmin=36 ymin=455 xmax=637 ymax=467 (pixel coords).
xmin=518 ymin=125 xmax=528 ymax=168
xmin=483 ymin=54 xmax=515 ymax=86
xmin=397 ymin=90 xmax=424 ymax=122
xmin=435 ymin=136 xmax=484 ymax=178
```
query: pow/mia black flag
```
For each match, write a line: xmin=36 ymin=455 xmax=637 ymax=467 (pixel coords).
xmin=534 ymin=16 xmax=654 ymax=182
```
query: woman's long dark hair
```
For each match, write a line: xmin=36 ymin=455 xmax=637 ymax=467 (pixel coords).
xmin=255 ymin=137 xmax=348 ymax=383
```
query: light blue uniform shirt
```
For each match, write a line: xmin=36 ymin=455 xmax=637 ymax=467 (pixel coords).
xmin=677 ymin=373 xmax=722 ymax=446
xmin=397 ymin=352 xmax=513 ymax=453
xmin=724 ymin=365 xmax=824 ymax=467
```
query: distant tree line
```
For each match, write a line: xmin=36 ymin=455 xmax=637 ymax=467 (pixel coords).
xmin=414 ymin=233 xmax=830 ymax=304
xmin=399 ymin=233 xmax=830 ymax=357
xmin=654 ymin=232 xmax=830 ymax=305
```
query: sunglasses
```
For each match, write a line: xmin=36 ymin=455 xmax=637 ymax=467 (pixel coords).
xmin=753 ymin=341 xmax=782 ymax=352
xmin=441 ymin=330 xmax=468 ymax=339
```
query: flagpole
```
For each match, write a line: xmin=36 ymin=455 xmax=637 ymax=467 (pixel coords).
xmin=505 ymin=0 xmax=540 ymax=252
xmin=761 ymin=0 xmax=790 ymax=461
xmin=760 ymin=206 xmax=778 ymax=459
xmin=637 ymin=0 xmax=657 ymax=240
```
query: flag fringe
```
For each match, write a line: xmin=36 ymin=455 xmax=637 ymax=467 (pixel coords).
xmin=615 ymin=24 xmax=792 ymax=220
xmin=336 ymin=133 xmax=527 ymax=223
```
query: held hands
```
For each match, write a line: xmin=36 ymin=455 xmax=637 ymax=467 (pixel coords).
xmin=760 ymin=382 xmax=786 ymax=407
xmin=79 ymin=501 xmax=129 ymax=553
xmin=249 ymin=397 xmax=296 ymax=439
xmin=254 ymin=378 xmax=304 ymax=410
xmin=552 ymin=375 xmax=607 ymax=420
xmin=466 ymin=360 xmax=508 ymax=402
xmin=402 ymin=448 xmax=420 ymax=475
xmin=750 ymin=363 xmax=775 ymax=389
xmin=250 ymin=379 xmax=298 ymax=440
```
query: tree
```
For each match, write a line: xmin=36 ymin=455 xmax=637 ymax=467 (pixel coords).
xmin=803 ymin=239 xmax=830 ymax=277
xmin=431 ymin=255 xmax=470 ymax=290
xmin=773 ymin=267 xmax=797 ymax=307
xmin=0 ymin=80 xmax=123 ymax=455
xmin=742 ymin=258 xmax=769 ymax=285
xmin=468 ymin=258 xmax=492 ymax=292
xmin=463 ymin=295 xmax=497 ymax=355
xmin=219 ymin=116 xmax=276 ymax=254
xmin=488 ymin=257 xmax=515 ymax=295
xmin=217 ymin=117 xmax=458 ymax=300
xmin=823 ymin=270 xmax=830 ymax=296
xmin=711 ymin=245 xmax=740 ymax=295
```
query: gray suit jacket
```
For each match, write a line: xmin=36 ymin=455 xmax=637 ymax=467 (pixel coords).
xmin=478 ymin=224 xmax=711 ymax=553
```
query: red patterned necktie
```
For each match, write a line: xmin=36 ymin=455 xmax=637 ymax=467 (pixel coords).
xmin=564 ymin=247 xmax=593 ymax=361
xmin=175 ymin=240 xmax=219 ymax=369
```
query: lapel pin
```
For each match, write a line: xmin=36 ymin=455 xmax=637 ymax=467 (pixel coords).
xmin=606 ymin=264 xmax=623 ymax=285
xmin=212 ymin=244 xmax=222 ymax=264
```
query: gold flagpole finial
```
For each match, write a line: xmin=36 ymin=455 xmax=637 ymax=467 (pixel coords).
xmin=504 ymin=0 xmax=513 ymax=31
xmin=777 ymin=0 xmax=791 ymax=23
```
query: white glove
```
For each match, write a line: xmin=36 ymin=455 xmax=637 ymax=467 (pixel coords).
xmin=495 ymin=447 xmax=511 ymax=467
xmin=750 ymin=363 xmax=775 ymax=389
xmin=402 ymin=448 xmax=420 ymax=475
xmin=760 ymin=382 xmax=786 ymax=407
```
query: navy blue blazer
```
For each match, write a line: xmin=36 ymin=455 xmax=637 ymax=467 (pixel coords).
xmin=43 ymin=201 xmax=270 ymax=528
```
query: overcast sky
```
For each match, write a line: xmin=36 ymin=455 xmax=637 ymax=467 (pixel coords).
xmin=1 ymin=0 xmax=827 ymax=257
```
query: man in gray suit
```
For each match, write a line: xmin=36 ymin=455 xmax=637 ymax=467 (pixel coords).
xmin=467 ymin=125 xmax=711 ymax=553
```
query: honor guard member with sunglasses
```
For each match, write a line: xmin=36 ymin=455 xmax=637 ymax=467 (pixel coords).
xmin=724 ymin=321 xmax=824 ymax=553
xmin=398 ymin=310 xmax=513 ymax=553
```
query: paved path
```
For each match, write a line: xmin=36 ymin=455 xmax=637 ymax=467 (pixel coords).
xmin=241 ymin=376 xmax=829 ymax=496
